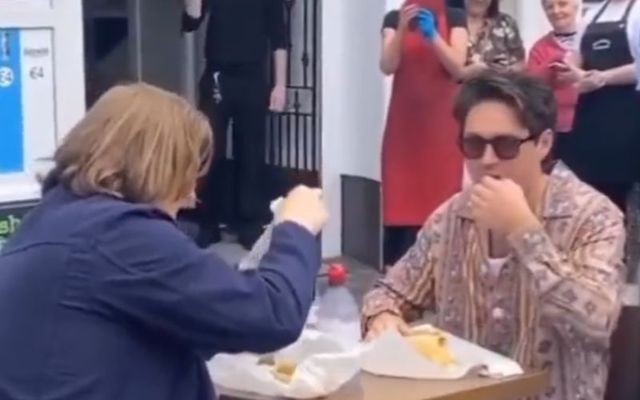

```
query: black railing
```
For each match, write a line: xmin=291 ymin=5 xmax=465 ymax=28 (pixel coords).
xmin=266 ymin=0 xmax=320 ymax=176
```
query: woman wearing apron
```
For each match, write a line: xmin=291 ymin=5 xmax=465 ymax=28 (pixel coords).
xmin=562 ymin=0 xmax=640 ymax=211
xmin=380 ymin=0 xmax=467 ymax=265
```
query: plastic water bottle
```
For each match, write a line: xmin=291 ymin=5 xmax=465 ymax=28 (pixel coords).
xmin=315 ymin=263 xmax=362 ymax=346
xmin=237 ymin=198 xmax=283 ymax=271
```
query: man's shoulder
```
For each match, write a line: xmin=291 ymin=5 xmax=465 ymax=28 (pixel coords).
xmin=550 ymin=164 xmax=623 ymax=220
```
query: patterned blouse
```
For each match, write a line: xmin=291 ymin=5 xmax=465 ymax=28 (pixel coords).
xmin=362 ymin=164 xmax=626 ymax=400
xmin=467 ymin=12 xmax=526 ymax=68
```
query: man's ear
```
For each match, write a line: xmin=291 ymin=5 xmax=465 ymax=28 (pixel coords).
xmin=537 ymin=129 xmax=554 ymax=159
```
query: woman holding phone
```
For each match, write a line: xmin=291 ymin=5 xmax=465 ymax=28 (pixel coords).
xmin=527 ymin=0 xmax=581 ymax=160
xmin=462 ymin=0 xmax=525 ymax=77
xmin=380 ymin=0 xmax=467 ymax=265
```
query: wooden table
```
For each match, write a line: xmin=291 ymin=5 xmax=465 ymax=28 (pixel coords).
xmin=219 ymin=370 xmax=548 ymax=400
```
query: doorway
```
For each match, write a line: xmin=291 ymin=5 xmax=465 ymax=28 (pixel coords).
xmin=82 ymin=0 xmax=194 ymax=107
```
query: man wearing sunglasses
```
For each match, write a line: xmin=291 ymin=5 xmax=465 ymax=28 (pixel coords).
xmin=362 ymin=71 xmax=625 ymax=400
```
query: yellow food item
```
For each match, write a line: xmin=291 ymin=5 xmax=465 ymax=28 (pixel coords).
xmin=271 ymin=360 xmax=297 ymax=383
xmin=406 ymin=327 xmax=456 ymax=366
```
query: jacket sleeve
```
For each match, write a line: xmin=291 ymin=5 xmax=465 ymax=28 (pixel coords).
xmin=361 ymin=201 xmax=452 ymax=332
xmin=182 ymin=0 xmax=208 ymax=32
xmin=508 ymin=198 xmax=626 ymax=347
xmin=267 ymin=0 xmax=288 ymax=50
xmin=92 ymin=213 xmax=321 ymax=359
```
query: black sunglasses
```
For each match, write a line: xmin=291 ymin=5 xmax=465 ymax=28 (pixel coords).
xmin=458 ymin=134 xmax=536 ymax=160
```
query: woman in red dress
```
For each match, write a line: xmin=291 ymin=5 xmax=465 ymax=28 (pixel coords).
xmin=381 ymin=0 xmax=467 ymax=265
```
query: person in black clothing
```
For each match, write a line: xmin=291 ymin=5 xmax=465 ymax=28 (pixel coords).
xmin=182 ymin=0 xmax=288 ymax=249
xmin=561 ymin=0 xmax=640 ymax=212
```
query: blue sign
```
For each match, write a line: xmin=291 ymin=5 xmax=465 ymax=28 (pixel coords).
xmin=0 ymin=29 xmax=24 ymax=173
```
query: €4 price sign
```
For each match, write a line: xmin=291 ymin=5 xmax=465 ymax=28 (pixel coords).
xmin=0 ymin=27 xmax=56 ymax=175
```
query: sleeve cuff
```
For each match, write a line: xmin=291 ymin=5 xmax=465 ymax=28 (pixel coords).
xmin=361 ymin=294 xmax=402 ymax=335
xmin=272 ymin=221 xmax=319 ymax=260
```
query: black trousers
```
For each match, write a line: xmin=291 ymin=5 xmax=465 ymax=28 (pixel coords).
xmin=196 ymin=64 xmax=269 ymax=232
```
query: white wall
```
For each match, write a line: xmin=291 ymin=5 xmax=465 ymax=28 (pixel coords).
xmin=321 ymin=0 xmax=387 ymax=256
xmin=505 ymin=0 xmax=551 ymax=51
xmin=0 ymin=0 xmax=85 ymax=203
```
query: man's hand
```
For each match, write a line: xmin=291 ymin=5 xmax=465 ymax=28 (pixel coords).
xmin=269 ymin=85 xmax=286 ymax=112
xmin=470 ymin=176 xmax=541 ymax=235
xmin=365 ymin=312 xmax=410 ymax=342
xmin=398 ymin=4 xmax=420 ymax=33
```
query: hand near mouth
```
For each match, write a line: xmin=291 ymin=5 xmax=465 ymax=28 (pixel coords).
xmin=470 ymin=176 xmax=541 ymax=235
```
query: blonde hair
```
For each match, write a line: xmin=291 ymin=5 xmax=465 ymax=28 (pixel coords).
xmin=45 ymin=82 xmax=212 ymax=205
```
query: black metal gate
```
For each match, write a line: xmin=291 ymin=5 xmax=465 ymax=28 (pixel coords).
xmin=266 ymin=0 xmax=321 ymax=187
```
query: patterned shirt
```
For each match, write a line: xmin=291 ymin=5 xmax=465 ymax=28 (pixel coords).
xmin=467 ymin=12 xmax=525 ymax=68
xmin=362 ymin=165 xmax=626 ymax=400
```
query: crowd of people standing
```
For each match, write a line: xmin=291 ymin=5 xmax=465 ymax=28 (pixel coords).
xmin=380 ymin=0 xmax=640 ymax=283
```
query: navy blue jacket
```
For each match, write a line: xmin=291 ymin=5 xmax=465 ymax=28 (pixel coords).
xmin=0 ymin=186 xmax=320 ymax=400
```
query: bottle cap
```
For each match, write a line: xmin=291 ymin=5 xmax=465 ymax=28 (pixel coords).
xmin=327 ymin=263 xmax=347 ymax=286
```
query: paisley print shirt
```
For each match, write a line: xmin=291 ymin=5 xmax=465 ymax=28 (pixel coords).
xmin=363 ymin=165 xmax=626 ymax=400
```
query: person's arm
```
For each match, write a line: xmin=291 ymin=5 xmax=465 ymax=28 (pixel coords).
xmin=182 ymin=0 xmax=208 ymax=32
xmin=361 ymin=200 xmax=451 ymax=330
xmin=268 ymin=0 xmax=288 ymax=111
xmin=380 ymin=29 xmax=403 ymax=76
xmin=508 ymin=198 xmax=625 ymax=347
xmin=429 ymin=8 xmax=468 ymax=80
xmin=93 ymin=213 xmax=321 ymax=359
xmin=380 ymin=10 xmax=408 ymax=76
xmin=458 ymin=60 xmax=490 ymax=80
xmin=601 ymin=64 xmax=637 ymax=86
xmin=431 ymin=27 xmax=468 ymax=80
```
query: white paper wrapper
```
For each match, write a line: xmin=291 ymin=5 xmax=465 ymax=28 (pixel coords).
xmin=361 ymin=324 xmax=523 ymax=380
xmin=208 ymin=329 xmax=362 ymax=399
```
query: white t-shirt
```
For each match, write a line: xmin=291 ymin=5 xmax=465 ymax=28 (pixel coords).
xmin=485 ymin=257 xmax=509 ymax=278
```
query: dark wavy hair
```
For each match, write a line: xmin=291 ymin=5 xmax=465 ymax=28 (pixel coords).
xmin=453 ymin=71 xmax=558 ymax=173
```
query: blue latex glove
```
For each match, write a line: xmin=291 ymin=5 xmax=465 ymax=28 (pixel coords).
xmin=417 ymin=8 xmax=437 ymax=40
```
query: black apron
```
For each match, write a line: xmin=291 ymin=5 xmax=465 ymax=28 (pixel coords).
xmin=565 ymin=0 xmax=640 ymax=184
